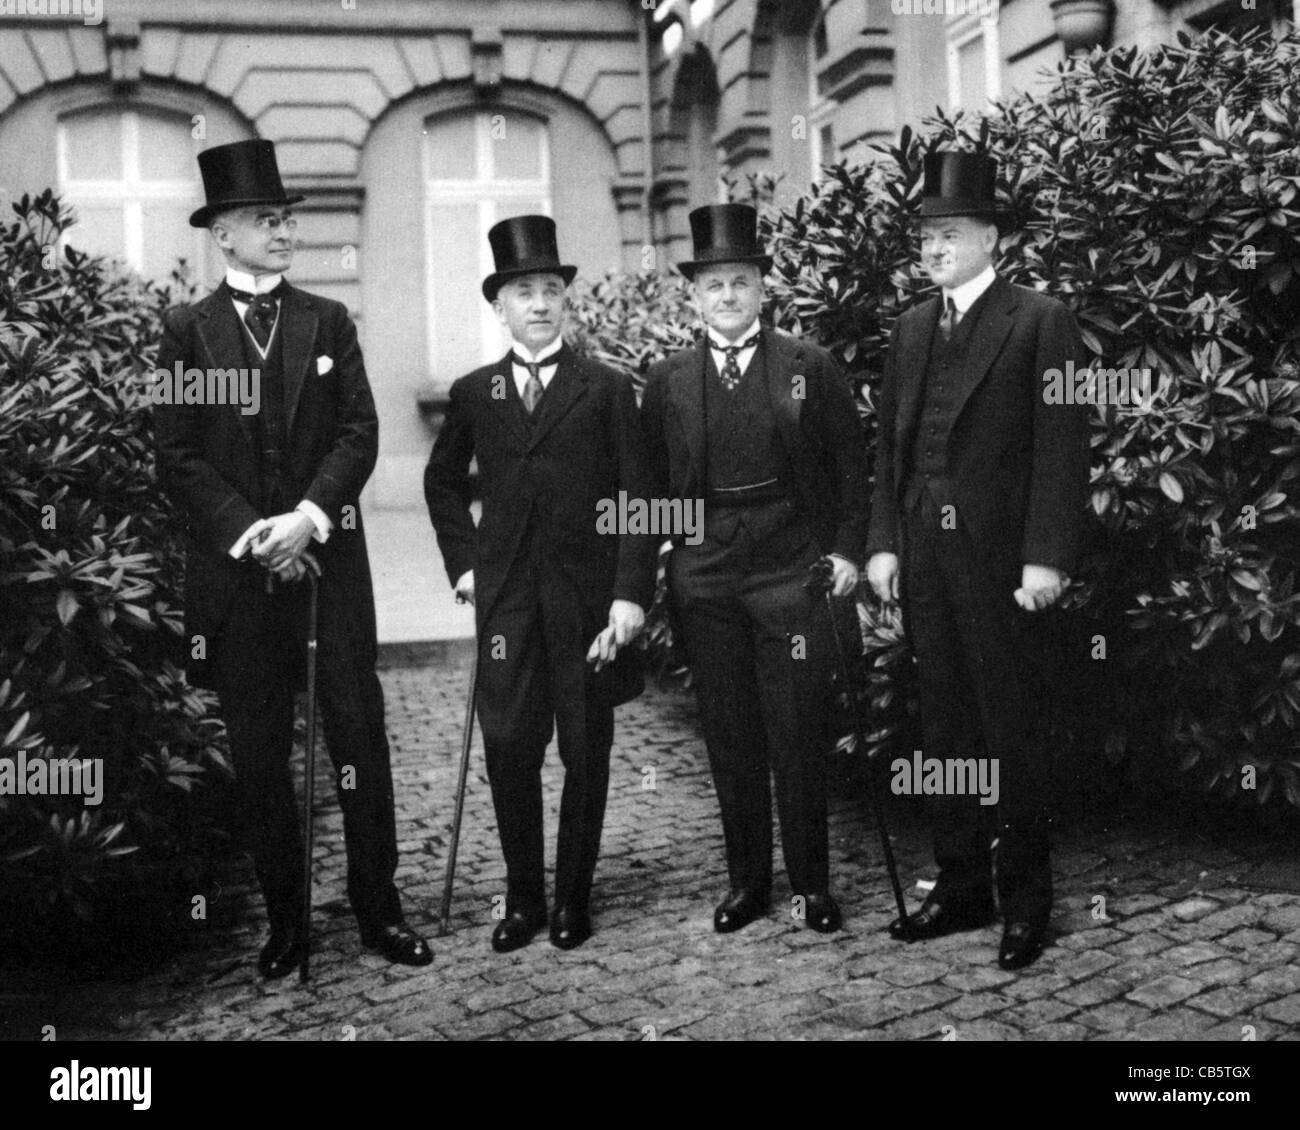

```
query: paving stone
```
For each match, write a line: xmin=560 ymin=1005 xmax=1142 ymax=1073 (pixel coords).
xmin=1127 ymin=1010 xmax=1220 ymax=1039
xmin=1056 ymin=976 xmax=1128 ymax=1009
xmin=1000 ymin=972 xmax=1072 ymax=1000
xmin=1262 ymin=905 xmax=1300 ymax=933
xmin=1026 ymin=1021 xmax=1094 ymax=1040
xmin=940 ymin=992 xmax=1013 ymax=1021
xmin=1260 ymin=993 xmax=1300 ymax=1026
xmin=940 ymin=966 xmax=1019 ymax=993
xmin=1219 ymin=927 xmax=1279 ymax=951
xmin=1246 ymin=966 xmax=1300 ymax=996
xmin=1160 ymin=941 xmax=1228 ymax=967
xmin=10 ymin=658 xmax=1300 ymax=1043
xmin=1074 ymin=1001 xmax=1155 ymax=1032
xmin=1126 ymin=974 xmax=1203 ymax=1009
xmin=1169 ymin=897 xmax=1220 ymax=922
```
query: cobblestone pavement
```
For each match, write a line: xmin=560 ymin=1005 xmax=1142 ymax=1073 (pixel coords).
xmin=7 ymin=646 xmax=1300 ymax=1042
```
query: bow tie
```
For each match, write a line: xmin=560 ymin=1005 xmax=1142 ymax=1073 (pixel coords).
xmin=227 ymin=281 xmax=286 ymax=306
xmin=229 ymin=282 xmax=285 ymax=349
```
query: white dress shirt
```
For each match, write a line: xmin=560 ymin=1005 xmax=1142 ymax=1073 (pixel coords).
xmin=224 ymin=267 xmax=330 ymax=558
xmin=226 ymin=267 xmax=283 ymax=360
xmin=510 ymin=333 xmax=563 ymax=397
xmin=943 ymin=264 xmax=997 ymax=322
xmin=706 ymin=318 xmax=762 ymax=379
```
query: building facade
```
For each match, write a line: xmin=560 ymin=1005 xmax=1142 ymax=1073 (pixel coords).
xmin=0 ymin=0 xmax=1293 ymax=508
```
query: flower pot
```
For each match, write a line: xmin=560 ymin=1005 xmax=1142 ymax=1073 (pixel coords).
xmin=1050 ymin=0 xmax=1116 ymax=55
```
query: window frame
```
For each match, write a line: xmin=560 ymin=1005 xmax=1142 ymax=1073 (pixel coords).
xmin=56 ymin=104 xmax=208 ymax=283
xmin=422 ymin=107 xmax=554 ymax=371
xmin=946 ymin=0 xmax=1003 ymax=113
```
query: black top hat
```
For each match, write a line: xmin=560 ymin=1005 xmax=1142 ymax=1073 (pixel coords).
xmin=677 ymin=205 xmax=773 ymax=280
xmin=189 ymin=139 xmax=305 ymax=228
xmin=482 ymin=215 xmax=577 ymax=301
xmin=917 ymin=150 xmax=1013 ymax=228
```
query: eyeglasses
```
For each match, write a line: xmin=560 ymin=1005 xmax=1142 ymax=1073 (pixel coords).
xmin=252 ymin=215 xmax=298 ymax=233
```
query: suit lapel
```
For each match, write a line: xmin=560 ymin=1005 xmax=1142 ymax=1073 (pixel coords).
xmin=895 ymin=296 xmax=941 ymax=468
xmin=493 ymin=350 xmax=531 ymax=447
xmin=947 ymin=276 xmax=1017 ymax=424
xmin=525 ymin=343 xmax=588 ymax=451
xmin=764 ymin=329 xmax=803 ymax=457
xmin=890 ymin=279 xmax=1018 ymax=491
xmin=277 ymin=285 xmax=317 ymax=437
xmin=194 ymin=284 xmax=257 ymax=455
xmin=667 ymin=341 xmax=708 ymax=490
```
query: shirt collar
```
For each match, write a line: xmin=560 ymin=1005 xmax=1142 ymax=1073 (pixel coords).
xmin=226 ymin=268 xmax=284 ymax=296
xmin=943 ymin=265 xmax=996 ymax=314
xmin=707 ymin=319 xmax=763 ymax=352
xmin=511 ymin=335 xmax=563 ymax=366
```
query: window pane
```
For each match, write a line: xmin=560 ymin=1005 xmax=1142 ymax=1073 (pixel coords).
xmin=138 ymin=110 xmax=199 ymax=182
xmin=492 ymin=200 xmax=546 ymax=224
xmin=64 ymin=204 xmax=126 ymax=261
xmin=426 ymin=112 xmax=478 ymax=180
xmin=957 ymin=38 xmax=985 ymax=108
xmin=427 ymin=203 xmax=486 ymax=378
xmin=62 ymin=107 xmax=123 ymax=181
xmin=492 ymin=114 xmax=544 ymax=181
xmin=141 ymin=202 xmax=200 ymax=280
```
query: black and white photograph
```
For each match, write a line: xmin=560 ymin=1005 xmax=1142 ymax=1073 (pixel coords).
xmin=1 ymin=0 xmax=1297 ymax=1096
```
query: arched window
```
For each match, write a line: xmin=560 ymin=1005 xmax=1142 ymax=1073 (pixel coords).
xmin=423 ymin=107 xmax=552 ymax=374
xmin=57 ymin=105 xmax=207 ymax=283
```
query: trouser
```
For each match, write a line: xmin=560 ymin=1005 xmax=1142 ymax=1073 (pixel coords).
xmin=669 ymin=496 xmax=834 ymax=896
xmin=474 ymin=553 xmax=614 ymax=914
xmin=211 ymin=575 xmax=401 ymax=937
xmin=900 ymin=482 xmax=1052 ymax=925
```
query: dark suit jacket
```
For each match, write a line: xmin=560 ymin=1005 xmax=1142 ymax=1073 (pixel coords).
xmin=153 ymin=282 xmax=381 ymax=688
xmin=423 ymin=344 xmax=657 ymax=629
xmin=641 ymin=327 xmax=871 ymax=564
xmin=865 ymin=275 xmax=1091 ymax=578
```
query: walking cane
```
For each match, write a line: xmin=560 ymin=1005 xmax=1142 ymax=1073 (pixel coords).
xmin=439 ymin=635 xmax=478 ymax=936
xmin=805 ymin=557 xmax=914 ymax=940
xmin=298 ymin=551 xmax=322 ymax=983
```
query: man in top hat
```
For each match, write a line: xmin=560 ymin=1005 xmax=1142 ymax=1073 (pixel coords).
xmin=641 ymin=204 xmax=871 ymax=935
xmin=865 ymin=150 xmax=1091 ymax=970
xmin=424 ymin=215 xmax=656 ymax=952
xmin=154 ymin=139 xmax=431 ymax=976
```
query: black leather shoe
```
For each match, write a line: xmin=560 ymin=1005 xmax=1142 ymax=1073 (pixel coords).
xmin=361 ymin=922 xmax=433 ymax=967
xmin=550 ymin=905 xmax=593 ymax=950
xmin=713 ymin=888 xmax=770 ymax=934
xmin=491 ymin=905 xmax=547 ymax=953
xmin=888 ymin=895 xmax=996 ymax=942
xmin=257 ymin=932 xmax=306 ymax=979
xmin=998 ymin=921 xmax=1046 ymax=971
xmin=800 ymin=892 xmax=842 ymax=934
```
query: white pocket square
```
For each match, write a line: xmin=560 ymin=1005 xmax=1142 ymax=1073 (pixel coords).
xmin=316 ymin=355 xmax=334 ymax=376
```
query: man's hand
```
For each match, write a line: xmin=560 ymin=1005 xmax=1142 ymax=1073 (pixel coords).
xmin=454 ymin=570 xmax=475 ymax=605
xmin=828 ymin=555 xmax=859 ymax=598
xmin=271 ymin=556 xmax=308 ymax=584
xmin=251 ymin=512 xmax=315 ymax=570
xmin=1015 ymin=564 xmax=1068 ymax=612
xmin=587 ymin=600 xmax=645 ymax=671
xmin=866 ymin=552 xmax=900 ymax=605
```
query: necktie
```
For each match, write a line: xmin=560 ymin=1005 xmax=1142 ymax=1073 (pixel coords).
xmin=939 ymin=297 xmax=959 ymax=342
xmin=716 ymin=332 xmax=761 ymax=391
xmin=229 ymin=282 xmax=284 ymax=350
xmin=512 ymin=355 xmax=545 ymax=415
